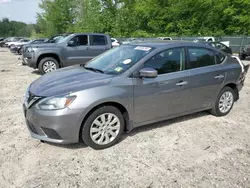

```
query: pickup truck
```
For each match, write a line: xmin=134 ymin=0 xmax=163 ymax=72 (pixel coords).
xmin=22 ymin=33 xmax=112 ymax=74
xmin=193 ymin=37 xmax=230 ymax=47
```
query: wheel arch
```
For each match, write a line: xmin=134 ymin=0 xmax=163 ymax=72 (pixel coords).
xmin=79 ymin=101 xmax=130 ymax=142
xmin=223 ymin=83 xmax=239 ymax=101
xmin=37 ymin=53 xmax=61 ymax=68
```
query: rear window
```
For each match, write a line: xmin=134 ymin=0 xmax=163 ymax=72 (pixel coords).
xmin=188 ymin=47 xmax=216 ymax=69
xmin=90 ymin=35 xmax=107 ymax=46
xmin=215 ymin=52 xmax=226 ymax=64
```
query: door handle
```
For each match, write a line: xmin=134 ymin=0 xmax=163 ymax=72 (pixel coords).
xmin=176 ymin=81 xmax=188 ymax=86
xmin=214 ymin=75 xmax=224 ymax=79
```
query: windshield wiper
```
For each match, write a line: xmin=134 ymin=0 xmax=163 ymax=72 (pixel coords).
xmin=83 ymin=66 xmax=104 ymax=74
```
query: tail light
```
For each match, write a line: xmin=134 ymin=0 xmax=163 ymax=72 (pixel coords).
xmin=239 ymin=64 xmax=249 ymax=82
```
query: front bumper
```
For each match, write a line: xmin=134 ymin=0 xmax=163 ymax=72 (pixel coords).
xmin=23 ymin=103 xmax=84 ymax=144
xmin=22 ymin=52 xmax=37 ymax=68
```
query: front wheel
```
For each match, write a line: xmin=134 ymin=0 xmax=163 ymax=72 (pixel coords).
xmin=38 ymin=57 xmax=59 ymax=75
xmin=17 ymin=48 xmax=22 ymax=55
xmin=210 ymin=86 xmax=235 ymax=116
xmin=81 ymin=106 xmax=125 ymax=150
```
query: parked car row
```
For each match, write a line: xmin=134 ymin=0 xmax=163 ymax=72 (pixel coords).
xmin=2 ymin=34 xmax=237 ymax=76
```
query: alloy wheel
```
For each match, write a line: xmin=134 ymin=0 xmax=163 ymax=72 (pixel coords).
xmin=43 ymin=61 xmax=57 ymax=73
xmin=90 ymin=113 xmax=121 ymax=145
xmin=219 ymin=91 xmax=234 ymax=113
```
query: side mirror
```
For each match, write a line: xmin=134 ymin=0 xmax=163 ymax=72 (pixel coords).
xmin=139 ymin=68 xmax=158 ymax=78
xmin=67 ymin=40 xmax=76 ymax=47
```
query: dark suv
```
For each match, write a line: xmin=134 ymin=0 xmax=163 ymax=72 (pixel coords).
xmin=239 ymin=46 xmax=250 ymax=60
xmin=23 ymin=33 xmax=112 ymax=74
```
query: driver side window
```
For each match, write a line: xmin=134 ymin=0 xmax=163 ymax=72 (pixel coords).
xmin=144 ymin=48 xmax=185 ymax=75
xmin=69 ymin=35 xmax=88 ymax=46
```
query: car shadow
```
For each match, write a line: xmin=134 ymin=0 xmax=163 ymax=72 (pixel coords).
xmin=45 ymin=142 xmax=88 ymax=149
xmin=31 ymin=70 xmax=41 ymax=75
xmin=125 ymin=111 xmax=210 ymax=138
xmin=46 ymin=111 xmax=210 ymax=150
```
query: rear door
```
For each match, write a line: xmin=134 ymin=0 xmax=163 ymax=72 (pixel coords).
xmin=88 ymin=35 xmax=110 ymax=58
xmin=65 ymin=34 xmax=91 ymax=66
xmin=133 ymin=47 xmax=191 ymax=124
xmin=187 ymin=47 xmax=226 ymax=111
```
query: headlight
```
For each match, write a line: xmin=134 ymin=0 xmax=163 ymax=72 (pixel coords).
xmin=26 ymin=47 xmax=34 ymax=52
xmin=36 ymin=95 xmax=76 ymax=110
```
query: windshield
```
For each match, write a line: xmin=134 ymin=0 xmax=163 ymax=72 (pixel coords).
xmin=84 ymin=45 xmax=154 ymax=75
xmin=56 ymin=34 xmax=74 ymax=44
xmin=47 ymin=35 xmax=67 ymax=43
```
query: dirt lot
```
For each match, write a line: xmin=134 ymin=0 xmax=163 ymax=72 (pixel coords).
xmin=0 ymin=48 xmax=250 ymax=188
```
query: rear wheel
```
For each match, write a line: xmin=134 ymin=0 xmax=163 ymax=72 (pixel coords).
xmin=210 ymin=86 xmax=235 ymax=116
xmin=81 ymin=106 xmax=125 ymax=150
xmin=38 ymin=57 xmax=59 ymax=75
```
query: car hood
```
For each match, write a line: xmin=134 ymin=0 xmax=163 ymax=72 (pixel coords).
xmin=29 ymin=65 xmax=114 ymax=97
xmin=28 ymin=43 xmax=58 ymax=48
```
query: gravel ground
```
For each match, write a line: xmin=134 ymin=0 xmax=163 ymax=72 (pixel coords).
xmin=0 ymin=48 xmax=250 ymax=188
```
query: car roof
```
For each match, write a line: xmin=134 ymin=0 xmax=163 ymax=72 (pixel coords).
xmin=129 ymin=40 xmax=212 ymax=49
xmin=72 ymin=33 xmax=109 ymax=36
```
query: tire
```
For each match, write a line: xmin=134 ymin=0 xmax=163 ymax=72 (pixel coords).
xmin=17 ymin=48 xmax=21 ymax=55
xmin=38 ymin=57 xmax=59 ymax=75
xmin=81 ymin=106 xmax=125 ymax=150
xmin=210 ymin=86 xmax=236 ymax=116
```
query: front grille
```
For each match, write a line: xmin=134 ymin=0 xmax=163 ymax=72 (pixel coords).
xmin=27 ymin=121 xmax=38 ymax=134
xmin=41 ymin=127 xmax=62 ymax=140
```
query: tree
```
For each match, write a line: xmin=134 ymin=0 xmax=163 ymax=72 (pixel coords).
xmin=33 ymin=0 xmax=250 ymax=37
xmin=0 ymin=18 xmax=35 ymax=37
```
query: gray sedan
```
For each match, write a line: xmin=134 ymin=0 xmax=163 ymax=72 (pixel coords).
xmin=23 ymin=42 xmax=249 ymax=149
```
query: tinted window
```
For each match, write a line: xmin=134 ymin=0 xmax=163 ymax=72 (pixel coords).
xmin=215 ymin=52 xmax=226 ymax=64
xmin=144 ymin=48 xmax=185 ymax=74
xmin=68 ymin=35 xmax=88 ymax=46
xmin=90 ymin=35 xmax=107 ymax=45
xmin=188 ymin=48 xmax=216 ymax=69
xmin=163 ymin=38 xmax=171 ymax=40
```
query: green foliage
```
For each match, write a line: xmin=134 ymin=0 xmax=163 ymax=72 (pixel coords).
xmin=37 ymin=0 xmax=76 ymax=36
xmin=3 ymin=0 xmax=250 ymax=38
xmin=0 ymin=18 xmax=36 ymax=37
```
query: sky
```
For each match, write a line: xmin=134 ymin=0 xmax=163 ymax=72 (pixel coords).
xmin=0 ymin=0 xmax=41 ymax=23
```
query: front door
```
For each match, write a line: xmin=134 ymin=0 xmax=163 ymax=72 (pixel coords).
xmin=133 ymin=47 xmax=191 ymax=124
xmin=65 ymin=35 xmax=92 ymax=66
xmin=187 ymin=47 xmax=226 ymax=111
